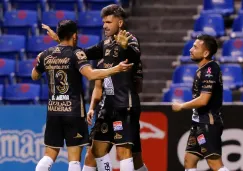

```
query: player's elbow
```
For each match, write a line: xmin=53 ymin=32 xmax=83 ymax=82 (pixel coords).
xmin=31 ymin=74 xmax=39 ymax=81
xmin=31 ymin=70 xmax=40 ymax=80
xmin=200 ymin=99 xmax=209 ymax=106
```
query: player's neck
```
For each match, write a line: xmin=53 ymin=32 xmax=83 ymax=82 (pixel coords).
xmin=198 ymin=59 xmax=211 ymax=68
xmin=59 ymin=40 xmax=74 ymax=47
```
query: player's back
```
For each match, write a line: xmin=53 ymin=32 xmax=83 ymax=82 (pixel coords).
xmin=40 ymin=45 xmax=87 ymax=117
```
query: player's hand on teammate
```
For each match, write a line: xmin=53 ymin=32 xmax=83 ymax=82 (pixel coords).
xmin=42 ymin=23 xmax=60 ymax=42
xmin=87 ymin=109 xmax=94 ymax=125
xmin=172 ymin=102 xmax=183 ymax=112
xmin=114 ymin=30 xmax=132 ymax=49
xmin=117 ymin=59 xmax=133 ymax=72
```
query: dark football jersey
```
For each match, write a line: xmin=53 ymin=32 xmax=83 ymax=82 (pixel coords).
xmin=192 ymin=61 xmax=223 ymax=124
xmin=35 ymin=45 xmax=90 ymax=117
xmin=84 ymin=34 xmax=141 ymax=108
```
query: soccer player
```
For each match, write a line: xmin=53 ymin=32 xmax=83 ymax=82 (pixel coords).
xmin=42 ymin=4 xmax=147 ymax=171
xmin=172 ymin=35 xmax=229 ymax=171
xmin=31 ymin=20 xmax=133 ymax=171
xmin=83 ymin=60 xmax=145 ymax=171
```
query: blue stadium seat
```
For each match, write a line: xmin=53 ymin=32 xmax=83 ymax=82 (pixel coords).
xmin=40 ymin=84 xmax=48 ymax=103
xmin=179 ymin=40 xmax=195 ymax=63
xmin=222 ymin=39 xmax=243 ymax=57
xmin=48 ymin=0 xmax=83 ymax=11
xmin=191 ymin=14 xmax=225 ymax=38
xmin=42 ymin=11 xmax=76 ymax=31
xmin=16 ymin=59 xmax=43 ymax=84
xmin=220 ymin=38 xmax=243 ymax=63
xmin=239 ymin=0 xmax=243 ymax=14
xmin=4 ymin=83 xmax=40 ymax=104
xmin=3 ymin=10 xmax=38 ymax=36
xmin=10 ymin=0 xmax=46 ymax=11
xmin=27 ymin=35 xmax=58 ymax=58
xmin=231 ymin=14 xmax=243 ymax=38
xmin=77 ymin=34 xmax=99 ymax=48
xmin=172 ymin=64 xmax=198 ymax=86
xmin=0 ymin=0 xmax=9 ymax=13
xmin=0 ymin=84 xmax=3 ymax=103
xmin=78 ymin=11 xmax=103 ymax=38
xmin=220 ymin=64 xmax=243 ymax=89
xmin=163 ymin=86 xmax=192 ymax=102
xmin=201 ymin=0 xmax=234 ymax=16
xmin=223 ymin=89 xmax=232 ymax=102
xmin=84 ymin=0 xmax=118 ymax=10
xmin=0 ymin=35 xmax=25 ymax=61
xmin=0 ymin=58 xmax=15 ymax=85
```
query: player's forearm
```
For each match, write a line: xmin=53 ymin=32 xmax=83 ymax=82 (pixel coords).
xmin=89 ymin=88 xmax=102 ymax=110
xmin=88 ymin=67 xmax=120 ymax=80
xmin=182 ymin=96 xmax=207 ymax=110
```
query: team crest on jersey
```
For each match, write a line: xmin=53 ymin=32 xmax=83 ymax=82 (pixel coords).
xmin=75 ymin=50 xmax=87 ymax=60
xmin=113 ymin=46 xmax=119 ymax=57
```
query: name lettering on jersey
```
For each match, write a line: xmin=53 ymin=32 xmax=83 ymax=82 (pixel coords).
xmin=202 ymin=80 xmax=216 ymax=84
xmin=113 ymin=46 xmax=119 ymax=57
xmin=105 ymin=49 xmax=111 ymax=56
xmin=46 ymin=65 xmax=69 ymax=70
xmin=48 ymin=100 xmax=72 ymax=112
xmin=103 ymin=63 xmax=113 ymax=68
xmin=52 ymin=95 xmax=70 ymax=100
xmin=202 ymin=85 xmax=212 ymax=89
xmin=44 ymin=56 xmax=70 ymax=65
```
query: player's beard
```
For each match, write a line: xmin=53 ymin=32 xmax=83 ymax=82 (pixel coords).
xmin=190 ymin=56 xmax=203 ymax=63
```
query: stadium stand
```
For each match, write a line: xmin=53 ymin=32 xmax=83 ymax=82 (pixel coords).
xmin=201 ymin=0 xmax=234 ymax=16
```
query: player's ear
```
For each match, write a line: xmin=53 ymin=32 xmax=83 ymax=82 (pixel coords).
xmin=203 ymin=50 xmax=209 ymax=58
xmin=73 ymin=33 xmax=77 ymax=41
xmin=118 ymin=19 xmax=123 ymax=29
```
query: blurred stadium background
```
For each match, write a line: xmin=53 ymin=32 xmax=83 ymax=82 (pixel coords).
xmin=1 ymin=0 xmax=243 ymax=171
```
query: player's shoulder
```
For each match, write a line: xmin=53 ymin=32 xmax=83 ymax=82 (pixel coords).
xmin=206 ymin=61 xmax=220 ymax=72
xmin=128 ymin=32 xmax=139 ymax=43
xmin=73 ymin=48 xmax=87 ymax=61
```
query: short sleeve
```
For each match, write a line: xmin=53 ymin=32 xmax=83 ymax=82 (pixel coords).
xmin=73 ymin=49 xmax=91 ymax=71
xmin=35 ymin=51 xmax=45 ymax=74
xmin=201 ymin=66 xmax=218 ymax=93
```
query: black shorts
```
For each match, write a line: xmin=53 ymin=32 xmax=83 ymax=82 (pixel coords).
xmin=90 ymin=107 xmax=142 ymax=153
xmin=44 ymin=115 xmax=89 ymax=148
xmin=186 ymin=122 xmax=223 ymax=159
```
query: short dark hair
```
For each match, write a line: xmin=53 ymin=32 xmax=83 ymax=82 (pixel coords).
xmin=101 ymin=4 xmax=127 ymax=19
xmin=57 ymin=20 xmax=78 ymax=41
xmin=197 ymin=34 xmax=218 ymax=59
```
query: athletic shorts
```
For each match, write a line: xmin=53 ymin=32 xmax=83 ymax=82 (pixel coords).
xmin=44 ymin=115 xmax=89 ymax=148
xmin=90 ymin=107 xmax=142 ymax=153
xmin=186 ymin=122 xmax=223 ymax=159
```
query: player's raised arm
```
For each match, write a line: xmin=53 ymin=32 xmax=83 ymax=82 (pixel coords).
xmin=114 ymin=30 xmax=141 ymax=63
xmin=31 ymin=52 xmax=45 ymax=80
